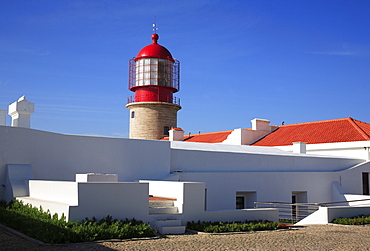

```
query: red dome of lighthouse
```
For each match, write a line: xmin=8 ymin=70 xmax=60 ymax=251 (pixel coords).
xmin=135 ymin=34 xmax=175 ymax=62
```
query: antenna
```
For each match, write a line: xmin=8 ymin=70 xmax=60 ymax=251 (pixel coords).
xmin=153 ymin=16 xmax=158 ymax=33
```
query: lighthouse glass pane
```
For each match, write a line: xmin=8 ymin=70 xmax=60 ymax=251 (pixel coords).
xmin=150 ymin=59 xmax=158 ymax=85
xmin=135 ymin=58 xmax=174 ymax=87
xmin=136 ymin=59 xmax=144 ymax=86
xmin=158 ymin=59 xmax=172 ymax=87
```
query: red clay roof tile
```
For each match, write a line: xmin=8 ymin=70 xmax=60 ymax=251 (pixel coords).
xmin=161 ymin=130 xmax=233 ymax=143
xmin=162 ymin=117 xmax=370 ymax=146
xmin=183 ymin=130 xmax=233 ymax=143
xmin=252 ymin=117 xmax=370 ymax=146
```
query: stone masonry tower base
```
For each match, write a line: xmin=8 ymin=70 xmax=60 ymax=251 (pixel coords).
xmin=126 ymin=102 xmax=181 ymax=140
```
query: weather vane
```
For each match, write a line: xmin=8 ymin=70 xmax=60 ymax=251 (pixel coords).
xmin=153 ymin=16 xmax=158 ymax=33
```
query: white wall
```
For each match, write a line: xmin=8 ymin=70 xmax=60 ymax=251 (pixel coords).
xmin=20 ymin=181 xmax=150 ymax=222
xmin=223 ymin=128 xmax=273 ymax=145
xmin=202 ymin=208 xmax=278 ymax=223
xmin=179 ymin=171 xmax=337 ymax=210
xmin=29 ymin=180 xmax=78 ymax=205
xmin=297 ymin=206 xmax=370 ymax=225
xmin=339 ymin=161 xmax=370 ymax=194
xmin=0 ymin=126 xmax=171 ymax=200
xmin=143 ymin=180 xmax=279 ymax=224
xmin=277 ymin=141 xmax=370 ymax=160
xmin=170 ymin=143 xmax=363 ymax=173
xmin=70 ymin=182 xmax=149 ymax=222
xmin=168 ymin=141 xmax=366 ymax=210
xmin=2 ymin=125 xmax=370 ymax=221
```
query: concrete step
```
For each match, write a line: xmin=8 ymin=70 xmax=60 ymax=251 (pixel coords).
xmin=156 ymin=219 xmax=182 ymax=227
xmin=150 ymin=214 xmax=182 ymax=221
xmin=149 ymin=201 xmax=174 ymax=208
xmin=149 ymin=206 xmax=178 ymax=214
xmin=160 ymin=225 xmax=186 ymax=235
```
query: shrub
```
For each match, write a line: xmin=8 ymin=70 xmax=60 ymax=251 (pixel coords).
xmin=187 ymin=220 xmax=280 ymax=233
xmin=333 ymin=214 xmax=370 ymax=225
xmin=279 ymin=218 xmax=298 ymax=224
xmin=0 ymin=200 xmax=156 ymax=243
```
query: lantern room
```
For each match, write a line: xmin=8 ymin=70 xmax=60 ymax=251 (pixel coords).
xmin=128 ymin=33 xmax=180 ymax=104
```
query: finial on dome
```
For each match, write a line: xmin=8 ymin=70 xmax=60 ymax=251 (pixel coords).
xmin=151 ymin=33 xmax=159 ymax=44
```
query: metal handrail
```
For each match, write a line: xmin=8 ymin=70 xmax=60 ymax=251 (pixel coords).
xmin=255 ymin=202 xmax=320 ymax=221
xmin=254 ymin=198 xmax=370 ymax=222
xmin=127 ymin=96 xmax=180 ymax=105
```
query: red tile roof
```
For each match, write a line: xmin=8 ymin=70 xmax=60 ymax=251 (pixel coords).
xmin=161 ymin=130 xmax=233 ymax=143
xmin=252 ymin=117 xmax=370 ymax=146
xmin=183 ymin=130 xmax=233 ymax=143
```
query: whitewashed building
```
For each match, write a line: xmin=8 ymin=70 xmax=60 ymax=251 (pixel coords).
xmin=1 ymin=32 xmax=370 ymax=233
xmin=1 ymin=113 xmax=370 ymax=232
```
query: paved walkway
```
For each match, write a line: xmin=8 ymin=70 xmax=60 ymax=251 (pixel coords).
xmin=1 ymin=224 xmax=370 ymax=250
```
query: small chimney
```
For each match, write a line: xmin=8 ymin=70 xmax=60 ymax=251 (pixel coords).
xmin=169 ymin=127 xmax=184 ymax=141
xmin=293 ymin=142 xmax=306 ymax=154
xmin=0 ymin=109 xmax=6 ymax=126
xmin=251 ymin=118 xmax=271 ymax=131
xmin=8 ymin=96 xmax=34 ymax=128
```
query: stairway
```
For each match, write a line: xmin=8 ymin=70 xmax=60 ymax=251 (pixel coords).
xmin=149 ymin=200 xmax=179 ymax=214
xmin=149 ymin=199 xmax=186 ymax=234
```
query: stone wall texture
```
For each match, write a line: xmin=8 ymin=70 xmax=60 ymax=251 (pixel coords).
xmin=126 ymin=102 xmax=181 ymax=140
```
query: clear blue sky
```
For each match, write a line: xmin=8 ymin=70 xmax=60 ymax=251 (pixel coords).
xmin=1 ymin=0 xmax=370 ymax=137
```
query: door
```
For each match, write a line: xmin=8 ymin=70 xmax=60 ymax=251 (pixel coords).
xmin=363 ymin=173 xmax=369 ymax=195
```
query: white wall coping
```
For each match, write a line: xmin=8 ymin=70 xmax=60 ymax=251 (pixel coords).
xmin=277 ymin=140 xmax=370 ymax=152
xmin=171 ymin=141 xmax=363 ymax=159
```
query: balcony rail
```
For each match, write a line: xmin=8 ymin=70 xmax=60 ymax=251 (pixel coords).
xmin=255 ymin=198 xmax=370 ymax=222
xmin=254 ymin=202 xmax=320 ymax=221
xmin=127 ymin=96 xmax=180 ymax=106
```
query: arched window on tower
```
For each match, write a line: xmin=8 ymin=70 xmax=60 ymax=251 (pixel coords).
xmin=131 ymin=111 xmax=135 ymax=118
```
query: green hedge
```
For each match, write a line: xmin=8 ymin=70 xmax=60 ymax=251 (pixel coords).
xmin=0 ymin=200 xmax=156 ymax=243
xmin=333 ymin=214 xmax=370 ymax=225
xmin=187 ymin=220 xmax=280 ymax=233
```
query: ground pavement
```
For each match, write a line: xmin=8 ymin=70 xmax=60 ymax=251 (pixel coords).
xmin=1 ymin=223 xmax=370 ymax=250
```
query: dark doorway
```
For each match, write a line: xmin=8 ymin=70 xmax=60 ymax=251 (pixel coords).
xmin=236 ymin=196 xmax=245 ymax=209
xmin=363 ymin=172 xmax=369 ymax=195
xmin=163 ymin=126 xmax=170 ymax=137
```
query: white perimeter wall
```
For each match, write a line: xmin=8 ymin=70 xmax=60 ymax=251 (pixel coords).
xmin=170 ymin=148 xmax=362 ymax=173
xmin=20 ymin=181 xmax=150 ymax=222
xmin=0 ymin=126 xmax=171 ymax=201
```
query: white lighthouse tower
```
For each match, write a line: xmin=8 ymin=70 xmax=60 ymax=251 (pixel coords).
xmin=126 ymin=32 xmax=181 ymax=140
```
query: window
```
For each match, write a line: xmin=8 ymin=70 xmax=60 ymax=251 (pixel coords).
xmin=131 ymin=111 xmax=135 ymax=118
xmin=236 ymin=192 xmax=257 ymax=209
xmin=164 ymin=126 xmax=170 ymax=136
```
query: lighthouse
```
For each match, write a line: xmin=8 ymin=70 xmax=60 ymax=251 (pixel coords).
xmin=126 ymin=32 xmax=181 ymax=140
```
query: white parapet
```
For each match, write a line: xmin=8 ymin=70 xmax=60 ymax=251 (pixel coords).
xmin=8 ymin=96 xmax=34 ymax=128
xmin=75 ymin=173 xmax=118 ymax=182
xmin=293 ymin=142 xmax=307 ymax=154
